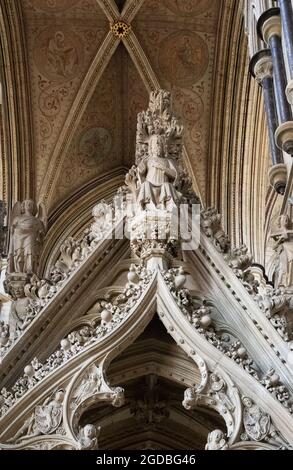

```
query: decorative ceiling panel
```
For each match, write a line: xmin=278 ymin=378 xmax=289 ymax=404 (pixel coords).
xmin=22 ymin=0 xmax=108 ymax=193
xmin=52 ymin=44 xmax=149 ymax=207
xmin=133 ymin=0 xmax=221 ymax=203
xmin=19 ymin=0 xmax=222 ymax=210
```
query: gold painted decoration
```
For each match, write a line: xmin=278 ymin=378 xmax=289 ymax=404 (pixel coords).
xmin=110 ymin=21 xmax=131 ymax=39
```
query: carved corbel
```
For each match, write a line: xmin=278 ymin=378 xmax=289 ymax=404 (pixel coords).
xmin=63 ymin=356 xmax=125 ymax=447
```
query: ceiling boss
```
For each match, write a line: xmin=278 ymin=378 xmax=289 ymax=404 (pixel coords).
xmin=110 ymin=20 xmax=131 ymax=39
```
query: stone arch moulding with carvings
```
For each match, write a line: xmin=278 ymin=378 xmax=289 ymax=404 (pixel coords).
xmin=1 ymin=269 xmax=292 ymax=450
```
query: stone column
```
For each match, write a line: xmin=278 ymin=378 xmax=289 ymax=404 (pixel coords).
xmin=258 ymin=7 xmax=293 ymax=154
xmin=250 ymin=49 xmax=286 ymax=194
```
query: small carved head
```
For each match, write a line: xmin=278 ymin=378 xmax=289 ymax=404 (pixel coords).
xmin=148 ymin=134 xmax=167 ymax=159
xmin=208 ymin=429 xmax=224 ymax=444
xmin=83 ymin=424 xmax=99 ymax=438
xmin=92 ymin=201 xmax=111 ymax=220
xmin=54 ymin=390 xmax=65 ymax=403
xmin=21 ymin=199 xmax=37 ymax=216
xmin=210 ymin=373 xmax=220 ymax=383
xmin=242 ymin=396 xmax=253 ymax=408
xmin=11 ymin=283 xmax=25 ymax=299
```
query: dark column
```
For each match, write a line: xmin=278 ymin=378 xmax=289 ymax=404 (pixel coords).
xmin=258 ymin=8 xmax=293 ymax=155
xmin=258 ymin=8 xmax=292 ymax=123
xmin=278 ymin=1 xmax=293 ymax=113
xmin=270 ymin=34 xmax=292 ymax=122
xmin=263 ymin=76 xmax=281 ymax=163
xmin=279 ymin=0 xmax=293 ymax=79
xmin=250 ymin=49 xmax=286 ymax=194
xmin=0 ymin=200 xmax=7 ymax=256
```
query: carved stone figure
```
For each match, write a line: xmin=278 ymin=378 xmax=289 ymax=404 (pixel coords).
xmin=127 ymin=89 xmax=183 ymax=212
xmin=24 ymin=275 xmax=57 ymax=303
xmin=270 ymin=214 xmax=293 ymax=291
xmin=111 ymin=387 xmax=125 ymax=408
xmin=226 ymin=245 xmax=253 ymax=276
xmin=90 ymin=201 xmax=113 ymax=239
xmin=72 ymin=365 xmax=102 ymax=407
xmin=205 ymin=430 xmax=229 ymax=450
xmin=77 ymin=424 xmax=100 ymax=450
xmin=126 ymin=90 xmax=185 ymax=269
xmin=0 ymin=321 xmax=9 ymax=346
xmin=182 ymin=387 xmax=198 ymax=410
xmin=208 ymin=374 xmax=235 ymax=412
xmin=7 ymin=200 xmax=46 ymax=275
xmin=10 ymin=390 xmax=64 ymax=441
xmin=273 ymin=234 xmax=293 ymax=290
xmin=136 ymin=134 xmax=180 ymax=210
xmin=201 ymin=208 xmax=230 ymax=253
xmin=261 ymin=369 xmax=280 ymax=389
xmin=8 ymin=282 xmax=31 ymax=336
xmin=242 ymin=397 xmax=270 ymax=442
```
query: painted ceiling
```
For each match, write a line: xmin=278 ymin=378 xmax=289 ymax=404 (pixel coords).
xmin=20 ymin=0 xmax=222 ymax=211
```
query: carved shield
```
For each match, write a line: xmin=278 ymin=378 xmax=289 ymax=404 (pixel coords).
xmin=34 ymin=402 xmax=63 ymax=435
xmin=243 ymin=404 xmax=270 ymax=442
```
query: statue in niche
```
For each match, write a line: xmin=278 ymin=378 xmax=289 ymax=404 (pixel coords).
xmin=136 ymin=134 xmax=180 ymax=210
xmin=273 ymin=235 xmax=293 ymax=290
xmin=271 ymin=214 xmax=293 ymax=290
xmin=7 ymin=200 xmax=46 ymax=276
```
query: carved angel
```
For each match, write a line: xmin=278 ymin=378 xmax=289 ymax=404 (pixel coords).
xmin=72 ymin=365 xmax=102 ymax=407
xmin=8 ymin=200 xmax=47 ymax=275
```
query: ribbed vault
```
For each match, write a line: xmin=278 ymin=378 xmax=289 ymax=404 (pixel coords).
xmin=0 ymin=0 xmax=274 ymax=276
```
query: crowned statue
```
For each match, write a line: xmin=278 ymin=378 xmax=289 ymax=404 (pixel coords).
xmin=126 ymin=89 xmax=183 ymax=212
xmin=137 ymin=133 xmax=180 ymax=210
xmin=126 ymin=90 xmax=185 ymax=269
